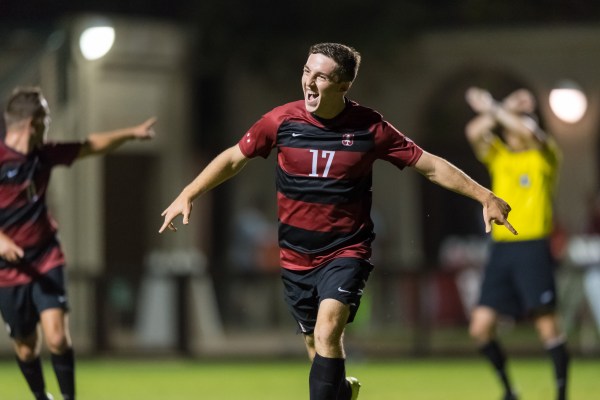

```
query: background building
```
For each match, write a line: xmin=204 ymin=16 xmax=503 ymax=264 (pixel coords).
xmin=1 ymin=1 xmax=599 ymax=357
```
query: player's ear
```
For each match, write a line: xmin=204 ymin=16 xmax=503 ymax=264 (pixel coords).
xmin=23 ymin=116 xmax=34 ymax=130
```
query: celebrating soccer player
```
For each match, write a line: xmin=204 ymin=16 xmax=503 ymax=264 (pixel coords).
xmin=160 ymin=43 xmax=516 ymax=400
xmin=0 ymin=86 xmax=156 ymax=400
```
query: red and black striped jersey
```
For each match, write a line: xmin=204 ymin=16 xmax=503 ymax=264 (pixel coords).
xmin=0 ymin=140 xmax=81 ymax=286
xmin=238 ymin=99 xmax=423 ymax=271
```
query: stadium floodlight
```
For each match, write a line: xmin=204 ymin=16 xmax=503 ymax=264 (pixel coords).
xmin=79 ymin=25 xmax=115 ymax=60
xmin=549 ymin=80 xmax=588 ymax=124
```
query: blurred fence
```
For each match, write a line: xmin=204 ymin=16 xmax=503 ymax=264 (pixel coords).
xmin=3 ymin=255 xmax=599 ymax=359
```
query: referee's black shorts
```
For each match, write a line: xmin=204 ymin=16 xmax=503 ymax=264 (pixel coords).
xmin=478 ymin=239 xmax=557 ymax=318
xmin=281 ymin=257 xmax=373 ymax=334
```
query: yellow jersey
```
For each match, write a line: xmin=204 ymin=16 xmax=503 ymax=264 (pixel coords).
xmin=480 ymin=136 xmax=561 ymax=242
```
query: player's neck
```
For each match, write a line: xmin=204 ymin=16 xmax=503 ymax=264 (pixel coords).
xmin=313 ymin=97 xmax=348 ymax=120
xmin=4 ymin=129 xmax=34 ymax=154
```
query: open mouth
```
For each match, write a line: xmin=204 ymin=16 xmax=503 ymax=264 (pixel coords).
xmin=306 ymin=91 xmax=319 ymax=107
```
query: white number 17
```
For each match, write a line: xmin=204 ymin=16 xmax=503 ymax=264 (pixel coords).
xmin=309 ymin=149 xmax=335 ymax=177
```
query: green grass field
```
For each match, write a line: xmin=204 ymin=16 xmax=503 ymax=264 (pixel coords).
xmin=0 ymin=357 xmax=598 ymax=399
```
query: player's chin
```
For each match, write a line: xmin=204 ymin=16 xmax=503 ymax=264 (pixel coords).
xmin=304 ymin=102 xmax=317 ymax=113
xmin=304 ymin=95 xmax=320 ymax=111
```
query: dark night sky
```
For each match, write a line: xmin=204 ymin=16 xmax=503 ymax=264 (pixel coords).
xmin=3 ymin=0 xmax=598 ymax=72
xmin=2 ymin=0 xmax=600 ymax=31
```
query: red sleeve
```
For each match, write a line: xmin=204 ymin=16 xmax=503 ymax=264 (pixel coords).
xmin=374 ymin=121 xmax=423 ymax=169
xmin=41 ymin=142 xmax=82 ymax=167
xmin=238 ymin=111 xmax=280 ymax=159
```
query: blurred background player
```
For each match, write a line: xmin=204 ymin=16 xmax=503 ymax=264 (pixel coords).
xmin=159 ymin=43 xmax=515 ymax=400
xmin=0 ymin=86 xmax=156 ymax=400
xmin=579 ymin=191 xmax=600 ymax=335
xmin=465 ymin=86 xmax=569 ymax=400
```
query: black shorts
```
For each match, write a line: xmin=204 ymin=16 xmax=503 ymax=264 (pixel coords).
xmin=281 ymin=257 xmax=373 ymax=334
xmin=0 ymin=266 xmax=68 ymax=338
xmin=478 ymin=239 xmax=557 ymax=318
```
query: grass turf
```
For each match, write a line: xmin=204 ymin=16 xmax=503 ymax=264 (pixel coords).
xmin=0 ymin=357 xmax=598 ymax=399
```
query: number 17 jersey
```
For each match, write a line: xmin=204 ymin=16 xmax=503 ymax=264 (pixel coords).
xmin=238 ymin=99 xmax=423 ymax=271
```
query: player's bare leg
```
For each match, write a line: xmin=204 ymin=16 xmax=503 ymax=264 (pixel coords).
xmin=313 ymin=299 xmax=348 ymax=358
xmin=14 ymin=326 xmax=42 ymax=361
xmin=304 ymin=333 xmax=316 ymax=361
xmin=534 ymin=312 xmax=569 ymax=400
xmin=40 ymin=308 xmax=71 ymax=353
xmin=41 ymin=308 xmax=76 ymax=400
xmin=304 ymin=329 xmax=360 ymax=399
xmin=14 ymin=326 xmax=53 ymax=399
xmin=470 ymin=306 xmax=518 ymax=400
xmin=306 ymin=299 xmax=359 ymax=399
xmin=469 ymin=306 xmax=497 ymax=344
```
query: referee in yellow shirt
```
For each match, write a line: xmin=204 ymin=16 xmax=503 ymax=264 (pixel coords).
xmin=465 ymin=87 xmax=569 ymax=400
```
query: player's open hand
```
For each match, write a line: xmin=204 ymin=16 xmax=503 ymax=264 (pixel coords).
xmin=132 ymin=117 xmax=157 ymax=140
xmin=483 ymin=193 xmax=518 ymax=235
xmin=465 ymin=87 xmax=495 ymax=114
xmin=159 ymin=192 xmax=193 ymax=233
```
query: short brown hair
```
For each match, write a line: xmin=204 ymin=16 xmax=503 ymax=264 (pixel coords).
xmin=4 ymin=86 xmax=47 ymax=127
xmin=308 ymin=43 xmax=361 ymax=83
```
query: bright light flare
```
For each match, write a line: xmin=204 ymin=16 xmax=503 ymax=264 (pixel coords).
xmin=549 ymin=81 xmax=587 ymax=124
xmin=79 ymin=26 xmax=115 ymax=60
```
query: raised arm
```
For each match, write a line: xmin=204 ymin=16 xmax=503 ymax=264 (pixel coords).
xmin=159 ymin=144 xmax=250 ymax=233
xmin=500 ymin=88 xmax=548 ymax=143
xmin=465 ymin=113 xmax=497 ymax=159
xmin=465 ymin=87 xmax=547 ymax=148
xmin=77 ymin=117 xmax=156 ymax=158
xmin=413 ymin=151 xmax=517 ymax=235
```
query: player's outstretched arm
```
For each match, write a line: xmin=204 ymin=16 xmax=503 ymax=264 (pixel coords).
xmin=159 ymin=144 xmax=249 ymax=233
xmin=77 ymin=117 xmax=157 ymax=158
xmin=413 ymin=151 xmax=517 ymax=235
